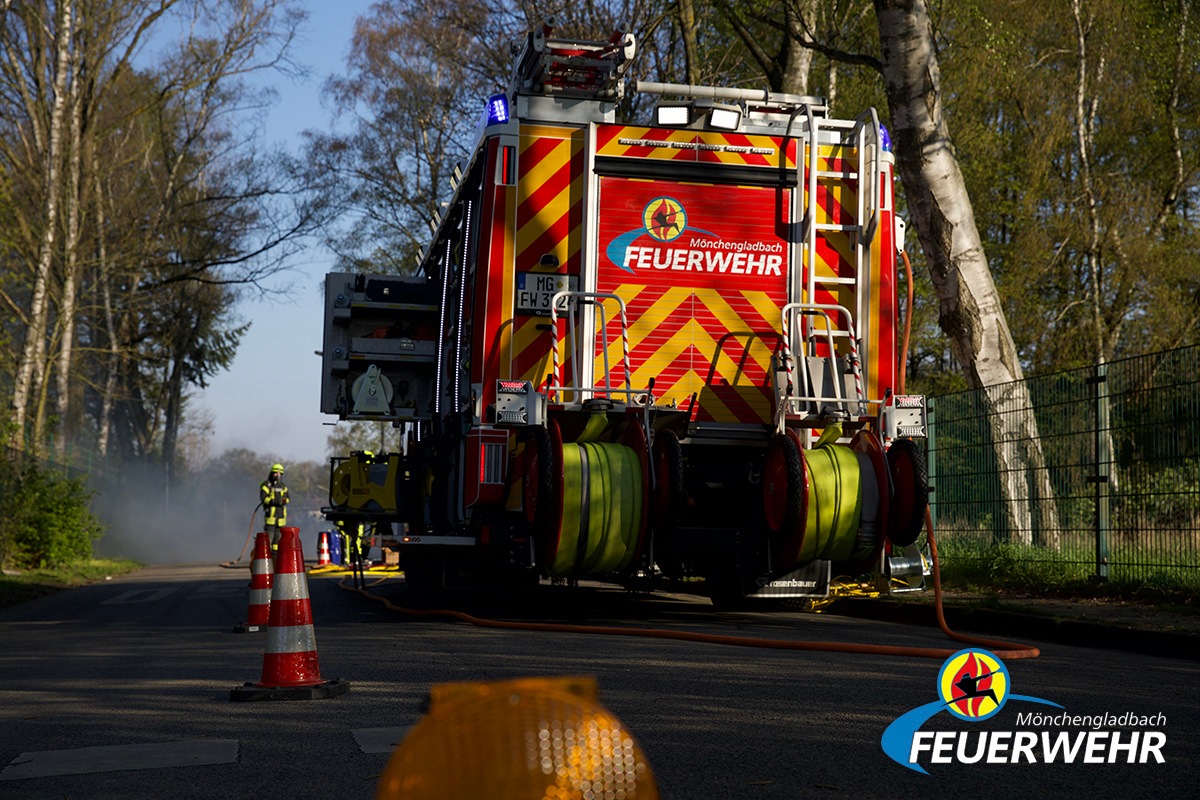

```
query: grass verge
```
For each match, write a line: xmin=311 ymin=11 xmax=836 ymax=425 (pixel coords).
xmin=933 ymin=540 xmax=1200 ymax=606
xmin=0 ymin=559 xmax=142 ymax=610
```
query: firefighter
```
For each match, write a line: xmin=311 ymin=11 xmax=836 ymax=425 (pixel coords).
xmin=336 ymin=518 xmax=365 ymax=565
xmin=260 ymin=463 xmax=290 ymax=550
xmin=336 ymin=517 xmax=368 ymax=588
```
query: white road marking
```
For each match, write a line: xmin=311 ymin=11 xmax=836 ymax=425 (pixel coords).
xmin=0 ymin=739 xmax=239 ymax=780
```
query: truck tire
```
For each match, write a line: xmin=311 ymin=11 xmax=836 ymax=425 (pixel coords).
xmin=887 ymin=438 xmax=929 ymax=547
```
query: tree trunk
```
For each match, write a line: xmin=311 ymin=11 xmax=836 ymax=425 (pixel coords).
xmin=779 ymin=0 xmax=817 ymax=95
xmin=54 ymin=34 xmax=88 ymax=461
xmin=93 ymin=155 xmax=117 ymax=460
xmin=9 ymin=0 xmax=73 ymax=452
xmin=677 ymin=0 xmax=700 ymax=85
xmin=874 ymin=0 xmax=1061 ymax=547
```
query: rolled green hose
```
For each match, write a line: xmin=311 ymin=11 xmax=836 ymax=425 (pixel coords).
xmin=552 ymin=443 xmax=585 ymax=577
xmin=616 ymin=445 xmax=642 ymax=572
xmin=547 ymin=441 xmax=644 ymax=578
xmin=797 ymin=442 xmax=863 ymax=564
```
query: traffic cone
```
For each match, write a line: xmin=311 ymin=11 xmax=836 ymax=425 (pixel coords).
xmin=233 ymin=532 xmax=273 ymax=633
xmin=230 ymin=527 xmax=350 ymax=701
xmin=317 ymin=531 xmax=331 ymax=566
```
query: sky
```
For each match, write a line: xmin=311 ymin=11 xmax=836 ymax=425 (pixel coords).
xmin=193 ymin=1 xmax=376 ymax=468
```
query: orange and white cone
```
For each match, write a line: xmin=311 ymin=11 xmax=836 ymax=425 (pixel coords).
xmin=230 ymin=527 xmax=350 ymax=701
xmin=317 ymin=531 xmax=331 ymax=566
xmin=233 ymin=532 xmax=273 ymax=633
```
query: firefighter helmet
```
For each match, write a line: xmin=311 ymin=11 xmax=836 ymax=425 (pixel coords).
xmin=271 ymin=463 xmax=285 ymax=473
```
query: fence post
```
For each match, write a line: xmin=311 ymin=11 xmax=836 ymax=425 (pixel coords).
xmin=1090 ymin=362 xmax=1111 ymax=580
xmin=926 ymin=396 xmax=937 ymax=533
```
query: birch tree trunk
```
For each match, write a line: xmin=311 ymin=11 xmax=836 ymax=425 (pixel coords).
xmin=780 ymin=0 xmax=817 ymax=95
xmin=93 ymin=159 xmax=117 ymax=460
xmin=53 ymin=33 xmax=87 ymax=460
xmin=9 ymin=0 xmax=73 ymax=452
xmin=874 ymin=0 xmax=1061 ymax=547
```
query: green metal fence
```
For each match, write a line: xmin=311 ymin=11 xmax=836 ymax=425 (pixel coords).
xmin=927 ymin=345 xmax=1200 ymax=588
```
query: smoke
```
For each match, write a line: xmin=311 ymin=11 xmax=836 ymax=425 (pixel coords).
xmin=90 ymin=461 xmax=330 ymax=565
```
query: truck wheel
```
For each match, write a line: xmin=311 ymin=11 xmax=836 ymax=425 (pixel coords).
xmin=887 ymin=438 xmax=929 ymax=547
xmin=402 ymin=554 xmax=443 ymax=592
xmin=522 ymin=425 xmax=562 ymax=567
xmin=652 ymin=430 xmax=685 ymax=535
xmin=706 ymin=567 xmax=751 ymax=611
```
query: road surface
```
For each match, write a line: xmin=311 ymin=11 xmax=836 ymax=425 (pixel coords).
xmin=0 ymin=563 xmax=1195 ymax=798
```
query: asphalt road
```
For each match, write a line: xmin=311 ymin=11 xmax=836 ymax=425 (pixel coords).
xmin=0 ymin=563 xmax=1196 ymax=799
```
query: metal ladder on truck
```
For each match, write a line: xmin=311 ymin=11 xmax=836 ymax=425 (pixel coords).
xmin=776 ymin=107 xmax=887 ymax=433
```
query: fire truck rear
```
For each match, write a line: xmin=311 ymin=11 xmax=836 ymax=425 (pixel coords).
xmin=319 ymin=22 xmax=930 ymax=602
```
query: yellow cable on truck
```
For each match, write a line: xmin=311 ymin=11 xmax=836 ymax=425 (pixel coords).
xmin=578 ymin=442 xmax=612 ymax=574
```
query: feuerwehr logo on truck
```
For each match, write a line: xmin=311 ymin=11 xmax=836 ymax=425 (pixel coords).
xmin=607 ymin=196 xmax=784 ymax=278
xmin=881 ymin=648 xmax=1167 ymax=774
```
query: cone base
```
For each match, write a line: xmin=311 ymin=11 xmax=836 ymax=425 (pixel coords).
xmin=232 ymin=623 xmax=265 ymax=633
xmin=229 ymin=678 xmax=350 ymax=702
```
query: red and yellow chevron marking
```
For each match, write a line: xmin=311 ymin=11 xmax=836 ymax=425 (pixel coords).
xmin=595 ymin=125 xmax=798 ymax=170
xmin=594 ymin=176 xmax=790 ymax=424
xmin=511 ymin=125 xmax=586 ymax=387
xmin=476 ymin=138 xmax=516 ymax=398
xmin=592 ymin=285 xmax=783 ymax=424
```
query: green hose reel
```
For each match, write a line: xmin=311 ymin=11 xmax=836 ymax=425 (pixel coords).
xmin=549 ymin=441 xmax=644 ymax=578
xmin=764 ymin=426 xmax=887 ymax=569
xmin=522 ymin=415 xmax=648 ymax=580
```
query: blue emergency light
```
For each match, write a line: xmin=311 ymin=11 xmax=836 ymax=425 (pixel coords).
xmin=486 ymin=93 xmax=510 ymax=126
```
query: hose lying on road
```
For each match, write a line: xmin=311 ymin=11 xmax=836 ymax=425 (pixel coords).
xmin=329 ymin=250 xmax=1039 ymax=661
xmin=333 ymin=513 xmax=1040 ymax=662
xmin=219 ymin=503 xmax=262 ymax=569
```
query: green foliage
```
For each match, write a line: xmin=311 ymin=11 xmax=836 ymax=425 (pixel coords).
xmin=0 ymin=558 xmax=141 ymax=610
xmin=938 ymin=0 xmax=1200 ymax=371
xmin=1 ymin=1 xmax=313 ymax=464
xmin=0 ymin=459 xmax=104 ymax=569
xmin=1114 ymin=465 xmax=1200 ymax=528
xmin=935 ymin=537 xmax=1200 ymax=602
xmin=936 ymin=532 xmax=1200 ymax=599
xmin=937 ymin=540 xmax=1082 ymax=592
xmin=325 ymin=420 xmax=404 ymax=458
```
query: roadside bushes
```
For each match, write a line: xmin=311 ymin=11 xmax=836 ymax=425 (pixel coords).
xmin=0 ymin=458 xmax=103 ymax=569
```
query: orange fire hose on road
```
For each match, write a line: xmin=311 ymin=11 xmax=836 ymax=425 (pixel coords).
xmin=219 ymin=503 xmax=261 ymax=569
xmin=337 ymin=512 xmax=1041 ymax=661
xmin=333 ymin=243 xmax=1039 ymax=660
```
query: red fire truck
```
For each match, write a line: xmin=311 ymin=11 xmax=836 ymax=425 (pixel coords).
xmin=320 ymin=22 xmax=929 ymax=602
